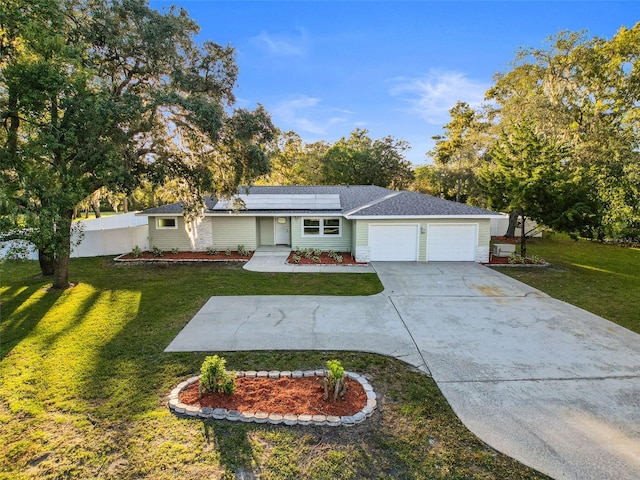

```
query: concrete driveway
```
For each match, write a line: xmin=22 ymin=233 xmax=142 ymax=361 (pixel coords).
xmin=166 ymin=262 xmax=640 ymax=480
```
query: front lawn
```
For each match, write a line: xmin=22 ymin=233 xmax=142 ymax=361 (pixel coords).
xmin=0 ymin=258 xmax=548 ymax=479
xmin=495 ymin=234 xmax=640 ymax=334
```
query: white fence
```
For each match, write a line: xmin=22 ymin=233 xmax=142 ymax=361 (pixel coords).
xmin=1 ymin=213 xmax=148 ymax=260
xmin=490 ymin=214 xmax=543 ymax=237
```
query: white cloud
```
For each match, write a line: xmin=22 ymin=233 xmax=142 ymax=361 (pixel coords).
xmin=272 ymin=95 xmax=349 ymax=135
xmin=251 ymin=28 xmax=309 ymax=56
xmin=390 ymin=69 xmax=490 ymax=124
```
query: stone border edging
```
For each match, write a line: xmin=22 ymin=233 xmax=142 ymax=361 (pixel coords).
xmin=168 ymin=370 xmax=377 ymax=427
xmin=486 ymin=262 xmax=550 ymax=268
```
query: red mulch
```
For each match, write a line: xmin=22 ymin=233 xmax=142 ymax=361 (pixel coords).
xmin=286 ymin=251 xmax=365 ymax=265
xmin=118 ymin=250 xmax=252 ymax=261
xmin=493 ymin=236 xmax=520 ymax=244
xmin=179 ymin=376 xmax=367 ymax=417
xmin=485 ymin=254 xmax=511 ymax=265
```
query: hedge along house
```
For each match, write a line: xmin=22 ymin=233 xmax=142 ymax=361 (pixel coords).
xmin=139 ymin=185 xmax=503 ymax=262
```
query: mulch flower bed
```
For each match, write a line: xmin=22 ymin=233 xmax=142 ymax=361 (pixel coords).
xmin=116 ymin=250 xmax=252 ymax=261
xmin=484 ymin=254 xmax=548 ymax=266
xmin=286 ymin=251 xmax=365 ymax=265
xmin=179 ymin=376 xmax=367 ymax=417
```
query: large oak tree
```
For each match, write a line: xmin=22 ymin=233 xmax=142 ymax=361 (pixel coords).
xmin=424 ymin=24 xmax=639 ymax=241
xmin=487 ymin=24 xmax=640 ymax=240
xmin=0 ymin=0 xmax=275 ymax=288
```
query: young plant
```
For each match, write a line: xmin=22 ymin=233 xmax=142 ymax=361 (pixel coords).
xmin=131 ymin=245 xmax=142 ymax=258
xmin=171 ymin=247 xmax=179 ymax=255
xmin=530 ymin=254 xmax=546 ymax=265
xmin=151 ymin=246 xmax=163 ymax=257
xmin=207 ymin=246 xmax=218 ymax=255
xmin=237 ymin=244 xmax=249 ymax=256
xmin=323 ymin=359 xmax=347 ymax=401
xmin=312 ymin=255 xmax=321 ymax=263
xmin=292 ymin=254 xmax=301 ymax=263
xmin=199 ymin=355 xmax=236 ymax=397
xmin=508 ymin=253 xmax=527 ymax=264
xmin=224 ymin=247 xmax=232 ymax=256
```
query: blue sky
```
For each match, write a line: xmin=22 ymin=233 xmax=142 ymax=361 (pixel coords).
xmin=150 ymin=1 xmax=638 ymax=165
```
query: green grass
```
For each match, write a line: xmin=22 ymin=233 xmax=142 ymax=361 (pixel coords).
xmin=73 ymin=211 xmax=121 ymax=222
xmin=0 ymin=258 xmax=548 ymax=479
xmin=495 ymin=233 xmax=640 ymax=333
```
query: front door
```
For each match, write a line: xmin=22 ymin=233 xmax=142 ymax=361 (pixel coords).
xmin=274 ymin=217 xmax=290 ymax=245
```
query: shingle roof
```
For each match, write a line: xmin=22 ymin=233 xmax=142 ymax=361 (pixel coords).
xmin=139 ymin=196 xmax=217 ymax=215
xmin=139 ymin=186 xmax=501 ymax=217
xmin=347 ymin=191 xmax=501 ymax=217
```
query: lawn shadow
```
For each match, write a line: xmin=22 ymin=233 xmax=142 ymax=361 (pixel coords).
xmin=80 ymin=264 xmax=215 ymax=419
xmin=203 ymin=421 xmax=256 ymax=476
xmin=0 ymin=283 xmax=64 ymax=360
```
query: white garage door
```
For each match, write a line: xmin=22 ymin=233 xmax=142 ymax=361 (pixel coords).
xmin=427 ymin=224 xmax=477 ymax=261
xmin=369 ymin=224 xmax=419 ymax=261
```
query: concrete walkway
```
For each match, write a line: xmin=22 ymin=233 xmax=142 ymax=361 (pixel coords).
xmin=166 ymin=259 xmax=640 ymax=480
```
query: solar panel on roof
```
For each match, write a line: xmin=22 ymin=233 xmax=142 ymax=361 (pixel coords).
xmin=212 ymin=194 xmax=341 ymax=211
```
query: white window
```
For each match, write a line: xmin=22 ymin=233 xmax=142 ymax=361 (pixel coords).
xmin=302 ymin=218 xmax=341 ymax=237
xmin=156 ymin=217 xmax=178 ymax=229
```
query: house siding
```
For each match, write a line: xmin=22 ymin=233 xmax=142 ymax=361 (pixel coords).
xmin=210 ymin=216 xmax=257 ymax=250
xmin=290 ymin=217 xmax=352 ymax=252
xmin=353 ymin=218 xmax=491 ymax=262
xmin=148 ymin=217 xmax=193 ymax=251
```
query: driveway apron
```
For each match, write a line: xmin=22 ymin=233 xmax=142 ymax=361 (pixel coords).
xmin=166 ymin=261 xmax=640 ymax=480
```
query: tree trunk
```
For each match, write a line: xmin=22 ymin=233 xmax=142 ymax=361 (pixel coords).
xmin=505 ymin=211 xmax=519 ymax=237
xmin=520 ymin=215 xmax=527 ymax=258
xmin=123 ymin=197 xmax=129 ymax=213
xmin=7 ymin=91 xmax=19 ymax=156
xmin=91 ymin=198 xmax=101 ymax=218
xmin=51 ymin=210 xmax=74 ymax=289
xmin=38 ymin=249 xmax=55 ymax=276
xmin=52 ymin=254 xmax=71 ymax=289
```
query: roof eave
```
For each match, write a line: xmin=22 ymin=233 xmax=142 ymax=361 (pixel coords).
xmin=346 ymin=214 xmax=504 ymax=220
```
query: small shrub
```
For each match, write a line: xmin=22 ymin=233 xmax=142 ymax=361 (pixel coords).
xmin=327 ymin=250 xmax=336 ymax=259
xmin=225 ymin=247 xmax=232 ymax=256
xmin=508 ymin=253 xmax=527 ymax=264
xmin=199 ymin=355 xmax=236 ymax=397
xmin=292 ymin=254 xmax=301 ymax=263
xmin=207 ymin=246 xmax=218 ymax=255
xmin=335 ymin=254 xmax=343 ymax=263
xmin=312 ymin=255 xmax=321 ymax=263
xmin=324 ymin=359 xmax=347 ymax=401
xmin=171 ymin=247 xmax=179 ymax=255
xmin=304 ymin=248 xmax=313 ymax=259
xmin=313 ymin=248 xmax=322 ymax=256
xmin=238 ymin=244 xmax=249 ymax=256
xmin=151 ymin=246 xmax=163 ymax=257
xmin=530 ymin=254 xmax=546 ymax=265
xmin=131 ymin=246 xmax=142 ymax=258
